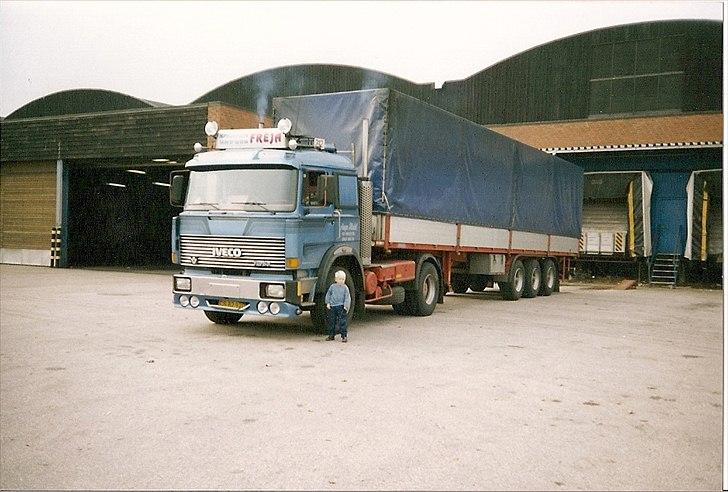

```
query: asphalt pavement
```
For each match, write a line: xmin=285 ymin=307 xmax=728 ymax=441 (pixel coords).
xmin=0 ymin=265 xmax=723 ymax=490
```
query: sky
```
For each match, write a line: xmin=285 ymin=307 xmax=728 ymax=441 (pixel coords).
xmin=0 ymin=0 xmax=723 ymax=117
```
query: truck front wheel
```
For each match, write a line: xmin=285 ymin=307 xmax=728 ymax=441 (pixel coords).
xmin=204 ymin=311 xmax=242 ymax=325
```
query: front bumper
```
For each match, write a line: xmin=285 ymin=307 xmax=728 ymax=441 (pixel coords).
xmin=172 ymin=273 xmax=316 ymax=318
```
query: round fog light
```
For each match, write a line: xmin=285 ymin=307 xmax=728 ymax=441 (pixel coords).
xmin=257 ymin=301 xmax=269 ymax=314
xmin=190 ymin=296 xmax=200 ymax=308
xmin=269 ymin=302 xmax=281 ymax=315
xmin=179 ymin=295 xmax=190 ymax=307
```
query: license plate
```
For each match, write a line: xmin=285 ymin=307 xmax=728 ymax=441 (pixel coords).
xmin=218 ymin=299 xmax=248 ymax=310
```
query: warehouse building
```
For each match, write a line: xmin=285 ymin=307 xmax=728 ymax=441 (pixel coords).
xmin=1 ymin=20 xmax=722 ymax=283
xmin=0 ymin=94 xmax=266 ymax=267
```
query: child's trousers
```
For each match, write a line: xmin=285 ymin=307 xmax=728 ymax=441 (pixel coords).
xmin=328 ymin=305 xmax=348 ymax=338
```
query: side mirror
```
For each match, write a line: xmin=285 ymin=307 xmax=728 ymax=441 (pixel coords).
xmin=316 ymin=174 xmax=339 ymax=208
xmin=169 ymin=170 xmax=189 ymax=207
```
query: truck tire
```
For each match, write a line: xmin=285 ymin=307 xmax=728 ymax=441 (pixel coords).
xmin=392 ymin=300 xmax=411 ymax=316
xmin=204 ymin=311 xmax=242 ymax=325
xmin=498 ymin=259 xmax=525 ymax=301
xmin=451 ymin=273 xmax=469 ymax=294
xmin=522 ymin=259 xmax=541 ymax=298
xmin=539 ymin=259 xmax=556 ymax=296
xmin=406 ymin=262 xmax=440 ymax=316
xmin=469 ymin=275 xmax=488 ymax=292
xmin=311 ymin=266 xmax=356 ymax=334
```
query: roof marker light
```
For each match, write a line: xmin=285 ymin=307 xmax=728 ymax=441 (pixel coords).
xmin=277 ymin=118 xmax=292 ymax=135
xmin=193 ymin=142 xmax=204 ymax=153
xmin=288 ymin=138 xmax=298 ymax=151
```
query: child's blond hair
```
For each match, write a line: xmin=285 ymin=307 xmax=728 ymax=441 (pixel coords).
xmin=334 ymin=270 xmax=346 ymax=281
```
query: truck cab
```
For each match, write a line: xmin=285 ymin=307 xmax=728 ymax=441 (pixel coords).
xmin=170 ymin=122 xmax=363 ymax=327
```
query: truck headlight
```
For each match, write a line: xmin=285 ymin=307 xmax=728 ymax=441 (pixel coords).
xmin=257 ymin=302 xmax=269 ymax=314
xmin=175 ymin=277 xmax=191 ymax=292
xmin=179 ymin=295 xmax=190 ymax=307
xmin=264 ymin=284 xmax=285 ymax=299
xmin=269 ymin=302 xmax=281 ymax=315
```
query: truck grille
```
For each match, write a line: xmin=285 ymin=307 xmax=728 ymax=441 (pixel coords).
xmin=179 ymin=235 xmax=286 ymax=271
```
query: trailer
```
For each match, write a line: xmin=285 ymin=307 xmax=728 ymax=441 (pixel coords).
xmin=170 ymin=89 xmax=583 ymax=330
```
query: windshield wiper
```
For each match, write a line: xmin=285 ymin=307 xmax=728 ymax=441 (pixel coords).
xmin=188 ymin=201 xmax=220 ymax=210
xmin=233 ymin=201 xmax=276 ymax=213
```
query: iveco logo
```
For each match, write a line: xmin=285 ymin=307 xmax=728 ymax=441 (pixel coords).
xmin=212 ymin=247 xmax=243 ymax=258
xmin=190 ymin=256 xmax=198 ymax=265
xmin=211 ymin=247 xmax=271 ymax=268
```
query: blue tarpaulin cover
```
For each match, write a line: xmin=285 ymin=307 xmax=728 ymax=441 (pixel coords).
xmin=273 ymin=89 xmax=582 ymax=238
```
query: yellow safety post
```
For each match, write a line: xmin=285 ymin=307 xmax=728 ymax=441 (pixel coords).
xmin=701 ymin=181 xmax=709 ymax=261
xmin=627 ymin=181 xmax=636 ymax=257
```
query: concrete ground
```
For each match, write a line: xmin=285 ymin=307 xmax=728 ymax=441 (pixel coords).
xmin=0 ymin=265 xmax=723 ymax=490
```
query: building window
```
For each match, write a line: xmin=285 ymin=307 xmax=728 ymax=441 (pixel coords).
xmin=589 ymin=35 xmax=684 ymax=116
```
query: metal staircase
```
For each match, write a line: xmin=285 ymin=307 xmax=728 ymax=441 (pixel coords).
xmin=650 ymin=254 xmax=680 ymax=286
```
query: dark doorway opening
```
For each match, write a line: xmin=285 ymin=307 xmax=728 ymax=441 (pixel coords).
xmin=67 ymin=164 xmax=178 ymax=267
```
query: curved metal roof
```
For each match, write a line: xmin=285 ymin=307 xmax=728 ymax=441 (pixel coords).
xmin=192 ymin=63 xmax=434 ymax=115
xmin=456 ymin=19 xmax=721 ymax=82
xmin=5 ymin=89 xmax=169 ymax=120
xmin=3 ymin=20 xmax=720 ymax=124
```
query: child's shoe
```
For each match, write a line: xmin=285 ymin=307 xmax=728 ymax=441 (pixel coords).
xmin=341 ymin=337 xmax=347 ymax=343
xmin=325 ymin=336 xmax=335 ymax=341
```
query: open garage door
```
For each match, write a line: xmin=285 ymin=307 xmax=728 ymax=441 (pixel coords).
xmin=67 ymin=162 xmax=180 ymax=267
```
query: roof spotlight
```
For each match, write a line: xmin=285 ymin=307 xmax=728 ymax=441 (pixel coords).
xmin=277 ymin=118 xmax=293 ymax=135
xmin=204 ymin=121 xmax=219 ymax=137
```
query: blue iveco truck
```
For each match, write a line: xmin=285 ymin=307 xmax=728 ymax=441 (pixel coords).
xmin=170 ymin=89 xmax=583 ymax=331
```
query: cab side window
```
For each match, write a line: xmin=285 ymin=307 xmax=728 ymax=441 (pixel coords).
xmin=302 ymin=170 xmax=325 ymax=206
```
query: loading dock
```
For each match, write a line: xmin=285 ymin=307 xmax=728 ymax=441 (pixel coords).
xmin=684 ymin=169 xmax=722 ymax=283
xmin=580 ymin=171 xmax=652 ymax=259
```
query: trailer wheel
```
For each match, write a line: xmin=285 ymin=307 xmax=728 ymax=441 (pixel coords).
xmin=469 ymin=275 xmax=488 ymax=292
xmin=498 ymin=259 xmax=525 ymax=301
xmin=451 ymin=273 xmax=468 ymax=294
xmin=539 ymin=259 xmax=556 ymax=296
xmin=311 ymin=266 xmax=356 ymax=334
xmin=523 ymin=259 xmax=541 ymax=298
xmin=405 ymin=262 xmax=440 ymax=316
xmin=204 ymin=311 xmax=242 ymax=325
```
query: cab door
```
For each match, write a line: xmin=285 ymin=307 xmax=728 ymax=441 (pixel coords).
xmin=301 ymin=169 xmax=338 ymax=267
xmin=336 ymin=174 xmax=361 ymax=250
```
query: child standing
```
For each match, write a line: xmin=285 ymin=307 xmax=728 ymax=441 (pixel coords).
xmin=325 ymin=270 xmax=351 ymax=342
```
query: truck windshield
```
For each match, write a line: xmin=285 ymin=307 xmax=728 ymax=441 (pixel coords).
xmin=185 ymin=168 xmax=298 ymax=212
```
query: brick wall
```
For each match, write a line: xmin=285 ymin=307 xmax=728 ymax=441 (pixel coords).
xmin=487 ymin=113 xmax=723 ymax=149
